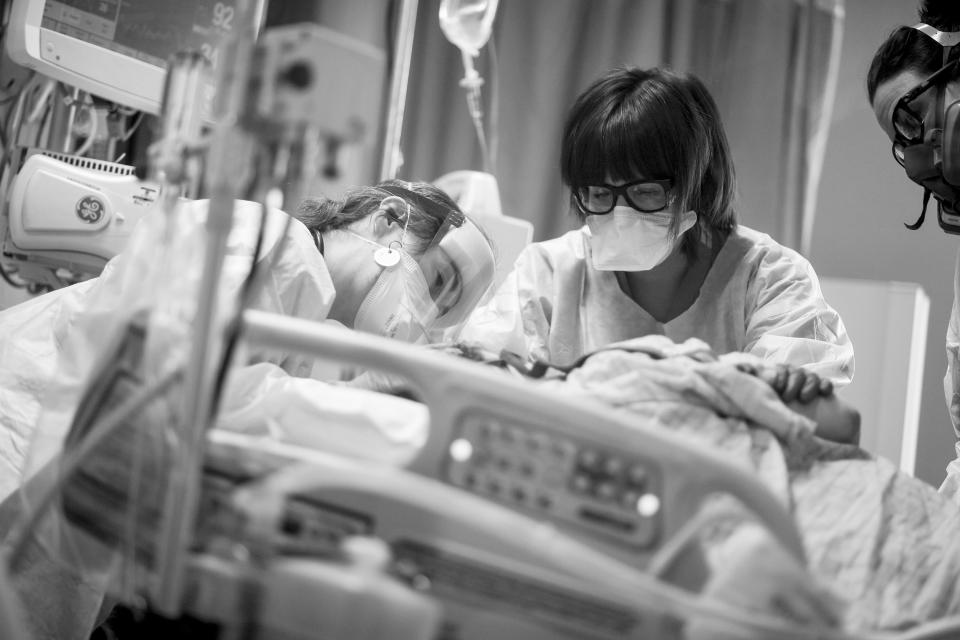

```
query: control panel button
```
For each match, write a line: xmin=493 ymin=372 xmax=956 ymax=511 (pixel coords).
xmin=626 ymin=464 xmax=648 ymax=488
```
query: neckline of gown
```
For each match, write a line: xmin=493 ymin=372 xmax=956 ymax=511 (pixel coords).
xmin=596 ymin=227 xmax=749 ymax=327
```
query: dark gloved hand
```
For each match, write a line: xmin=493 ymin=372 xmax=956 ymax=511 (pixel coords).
xmin=737 ymin=363 xmax=833 ymax=404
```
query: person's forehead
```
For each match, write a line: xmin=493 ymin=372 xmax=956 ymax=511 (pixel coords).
xmin=602 ymin=173 xmax=651 ymax=186
xmin=873 ymin=70 xmax=926 ymax=139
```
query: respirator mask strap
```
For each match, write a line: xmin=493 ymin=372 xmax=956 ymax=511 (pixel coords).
xmin=904 ymin=188 xmax=931 ymax=230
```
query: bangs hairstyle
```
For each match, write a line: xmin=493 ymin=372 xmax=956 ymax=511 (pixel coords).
xmin=560 ymin=67 xmax=737 ymax=243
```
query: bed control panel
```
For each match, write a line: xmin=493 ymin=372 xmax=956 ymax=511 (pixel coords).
xmin=444 ymin=413 xmax=661 ymax=549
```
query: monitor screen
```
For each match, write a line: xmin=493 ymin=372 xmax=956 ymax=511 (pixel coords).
xmin=6 ymin=0 xmax=254 ymax=114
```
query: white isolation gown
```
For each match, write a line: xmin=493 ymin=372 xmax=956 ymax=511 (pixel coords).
xmin=938 ymin=248 xmax=960 ymax=502
xmin=460 ymin=224 xmax=854 ymax=386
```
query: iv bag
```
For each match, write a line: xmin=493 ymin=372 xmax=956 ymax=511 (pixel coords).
xmin=439 ymin=0 xmax=500 ymax=57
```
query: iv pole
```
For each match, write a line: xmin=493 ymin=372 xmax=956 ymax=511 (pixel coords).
xmin=379 ymin=0 xmax=419 ymax=180
xmin=152 ymin=0 xmax=261 ymax=615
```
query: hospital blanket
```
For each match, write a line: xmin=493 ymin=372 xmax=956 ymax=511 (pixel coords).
xmin=542 ymin=336 xmax=960 ymax=632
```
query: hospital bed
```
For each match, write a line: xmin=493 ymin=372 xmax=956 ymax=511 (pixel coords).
xmin=189 ymin=311 xmax=804 ymax=639
xmin=47 ymin=307 xmax=950 ymax=640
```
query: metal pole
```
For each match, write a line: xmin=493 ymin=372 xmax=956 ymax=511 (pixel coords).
xmin=379 ymin=0 xmax=419 ymax=180
xmin=152 ymin=0 xmax=260 ymax=614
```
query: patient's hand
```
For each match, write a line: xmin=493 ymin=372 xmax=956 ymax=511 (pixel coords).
xmin=736 ymin=363 xmax=860 ymax=445
xmin=787 ymin=394 xmax=861 ymax=446
xmin=740 ymin=363 xmax=833 ymax=404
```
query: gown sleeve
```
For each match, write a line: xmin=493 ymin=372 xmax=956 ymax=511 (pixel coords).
xmin=458 ymin=243 xmax=555 ymax=364
xmin=742 ymin=243 xmax=854 ymax=387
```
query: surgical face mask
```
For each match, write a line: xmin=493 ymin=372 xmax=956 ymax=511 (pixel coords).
xmin=351 ymin=234 xmax=440 ymax=343
xmin=585 ymin=207 xmax=697 ymax=271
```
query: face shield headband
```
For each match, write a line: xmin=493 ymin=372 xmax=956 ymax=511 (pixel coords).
xmin=897 ymin=23 xmax=960 ymax=234
xmin=376 ymin=184 xmax=497 ymax=339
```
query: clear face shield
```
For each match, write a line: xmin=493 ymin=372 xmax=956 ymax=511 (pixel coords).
xmin=354 ymin=187 xmax=497 ymax=344
xmin=893 ymin=23 xmax=960 ymax=234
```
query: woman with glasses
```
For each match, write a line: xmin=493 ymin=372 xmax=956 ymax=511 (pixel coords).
xmin=867 ymin=0 xmax=960 ymax=500
xmin=461 ymin=66 xmax=853 ymax=395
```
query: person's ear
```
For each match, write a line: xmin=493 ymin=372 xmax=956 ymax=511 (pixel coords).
xmin=371 ymin=208 xmax=395 ymax=239
xmin=371 ymin=197 xmax=407 ymax=240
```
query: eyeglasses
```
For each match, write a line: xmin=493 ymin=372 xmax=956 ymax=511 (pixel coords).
xmin=891 ymin=58 xmax=960 ymax=166
xmin=574 ymin=178 xmax=673 ymax=215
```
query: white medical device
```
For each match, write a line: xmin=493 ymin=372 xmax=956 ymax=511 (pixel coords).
xmin=3 ymin=151 xmax=161 ymax=288
xmin=4 ymin=0 xmax=251 ymax=115
xmin=438 ymin=0 xmax=500 ymax=173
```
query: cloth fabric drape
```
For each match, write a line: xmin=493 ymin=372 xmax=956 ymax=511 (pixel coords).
xmin=680 ymin=0 xmax=845 ymax=254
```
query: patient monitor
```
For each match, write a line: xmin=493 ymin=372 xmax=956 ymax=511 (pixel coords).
xmin=5 ymin=0 xmax=249 ymax=115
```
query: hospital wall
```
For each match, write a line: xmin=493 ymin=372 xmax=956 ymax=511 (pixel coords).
xmin=810 ymin=0 xmax=957 ymax=487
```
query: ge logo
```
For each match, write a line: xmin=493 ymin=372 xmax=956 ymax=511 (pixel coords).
xmin=76 ymin=196 xmax=105 ymax=224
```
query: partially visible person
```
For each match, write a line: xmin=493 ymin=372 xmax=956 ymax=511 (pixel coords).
xmin=297 ymin=179 xmax=496 ymax=347
xmin=0 ymin=179 xmax=498 ymax=640
xmin=461 ymin=66 xmax=853 ymax=400
xmin=867 ymin=0 xmax=960 ymax=499
xmin=0 ymin=177 xmax=497 ymax=496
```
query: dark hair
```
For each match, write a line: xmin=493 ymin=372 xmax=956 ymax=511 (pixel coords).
xmin=295 ymin=179 xmax=464 ymax=254
xmin=560 ymin=66 xmax=737 ymax=253
xmin=867 ymin=0 xmax=960 ymax=103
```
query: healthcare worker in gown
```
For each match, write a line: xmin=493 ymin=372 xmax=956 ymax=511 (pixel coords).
xmin=461 ymin=66 xmax=854 ymax=388
xmin=866 ymin=0 xmax=960 ymax=499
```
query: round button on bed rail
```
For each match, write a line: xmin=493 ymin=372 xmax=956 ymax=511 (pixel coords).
xmin=577 ymin=448 xmax=602 ymax=470
xmin=602 ymin=456 xmax=624 ymax=477
xmin=626 ymin=464 xmax=648 ymax=488
xmin=636 ymin=493 xmax=660 ymax=517
xmin=595 ymin=481 xmax=618 ymax=502
xmin=570 ymin=473 xmax=592 ymax=494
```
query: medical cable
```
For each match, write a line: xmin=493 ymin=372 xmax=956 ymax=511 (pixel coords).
xmin=0 ymin=102 xmax=28 ymax=290
xmin=203 ymin=194 xmax=293 ymax=640
xmin=25 ymin=78 xmax=55 ymax=126
xmin=462 ymin=76 xmax=492 ymax=174
xmin=486 ymin=36 xmax=500 ymax=171
xmin=645 ymin=503 xmax=737 ymax=578
xmin=209 ymin=197 xmax=284 ymax=418
xmin=880 ymin=615 xmax=960 ymax=640
xmin=118 ymin=111 xmax=145 ymax=142
xmin=70 ymin=95 xmax=98 ymax=158
xmin=209 ymin=126 xmax=306 ymax=418
xmin=0 ymin=262 xmax=27 ymax=289
xmin=119 ymin=388 xmax=149 ymax=598
xmin=5 ymin=367 xmax=182 ymax=575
